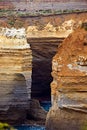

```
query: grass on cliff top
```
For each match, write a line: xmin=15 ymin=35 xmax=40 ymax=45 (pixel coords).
xmin=0 ymin=9 xmax=87 ymax=17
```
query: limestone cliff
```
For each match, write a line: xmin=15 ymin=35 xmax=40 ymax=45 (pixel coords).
xmin=27 ymin=19 xmax=81 ymax=38
xmin=0 ymin=28 xmax=32 ymax=124
xmin=26 ymin=19 xmax=82 ymax=100
xmin=46 ymin=28 xmax=87 ymax=130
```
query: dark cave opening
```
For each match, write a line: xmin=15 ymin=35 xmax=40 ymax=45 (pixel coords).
xmin=28 ymin=38 xmax=64 ymax=101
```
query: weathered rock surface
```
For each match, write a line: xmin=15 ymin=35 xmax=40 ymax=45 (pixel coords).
xmin=26 ymin=18 xmax=86 ymax=100
xmin=27 ymin=19 xmax=81 ymax=38
xmin=46 ymin=28 xmax=87 ymax=130
xmin=0 ymin=28 xmax=32 ymax=124
xmin=27 ymin=99 xmax=47 ymax=121
xmin=27 ymin=19 xmax=81 ymax=100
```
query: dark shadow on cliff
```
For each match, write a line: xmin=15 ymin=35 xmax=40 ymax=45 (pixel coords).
xmin=28 ymin=38 xmax=64 ymax=101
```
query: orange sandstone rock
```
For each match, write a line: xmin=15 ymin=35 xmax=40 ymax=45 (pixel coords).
xmin=46 ymin=28 xmax=87 ymax=130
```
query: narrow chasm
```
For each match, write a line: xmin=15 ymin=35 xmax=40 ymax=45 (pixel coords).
xmin=27 ymin=38 xmax=64 ymax=101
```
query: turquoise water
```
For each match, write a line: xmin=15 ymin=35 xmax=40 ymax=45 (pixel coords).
xmin=15 ymin=101 xmax=51 ymax=130
xmin=40 ymin=101 xmax=51 ymax=111
xmin=15 ymin=125 xmax=45 ymax=130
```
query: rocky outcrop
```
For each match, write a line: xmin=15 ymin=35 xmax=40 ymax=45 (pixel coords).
xmin=46 ymin=28 xmax=87 ymax=130
xmin=0 ymin=28 xmax=32 ymax=124
xmin=27 ymin=99 xmax=47 ymax=121
xmin=27 ymin=20 xmax=81 ymax=38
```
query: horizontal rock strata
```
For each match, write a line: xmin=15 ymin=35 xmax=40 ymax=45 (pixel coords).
xmin=46 ymin=28 xmax=87 ymax=130
xmin=0 ymin=28 xmax=32 ymax=124
xmin=27 ymin=20 xmax=81 ymax=39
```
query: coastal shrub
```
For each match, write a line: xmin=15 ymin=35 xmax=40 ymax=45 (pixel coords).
xmin=7 ymin=16 xmax=15 ymax=27
xmin=0 ymin=122 xmax=15 ymax=130
xmin=81 ymin=123 xmax=87 ymax=130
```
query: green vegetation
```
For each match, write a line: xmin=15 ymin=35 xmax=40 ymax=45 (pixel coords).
xmin=0 ymin=9 xmax=87 ymax=17
xmin=7 ymin=15 xmax=24 ymax=28
xmin=82 ymin=126 xmax=87 ymax=130
xmin=0 ymin=122 xmax=15 ymax=130
xmin=81 ymin=123 xmax=87 ymax=130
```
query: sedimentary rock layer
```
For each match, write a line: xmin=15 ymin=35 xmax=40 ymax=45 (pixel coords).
xmin=46 ymin=28 xmax=87 ymax=130
xmin=27 ymin=20 xmax=81 ymax=38
xmin=0 ymin=28 xmax=32 ymax=124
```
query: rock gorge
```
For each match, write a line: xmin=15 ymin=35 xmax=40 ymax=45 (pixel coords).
xmin=46 ymin=28 xmax=87 ymax=130
xmin=0 ymin=13 xmax=87 ymax=127
xmin=28 ymin=37 xmax=64 ymax=99
xmin=27 ymin=18 xmax=83 ymax=99
xmin=0 ymin=18 xmax=81 ymax=123
xmin=27 ymin=19 xmax=77 ymax=99
xmin=0 ymin=28 xmax=32 ymax=124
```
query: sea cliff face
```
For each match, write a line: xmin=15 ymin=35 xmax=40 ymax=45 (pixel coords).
xmin=27 ymin=19 xmax=81 ymax=99
xmin=46 ymin=28 xmax=87 ymax=130
xmin=0 ymin=28 xmax=32 ymax=124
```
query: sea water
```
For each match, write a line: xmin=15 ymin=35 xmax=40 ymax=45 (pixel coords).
xmin=40 ymin=101 xmax=51 ymax=111
xmin=15 ymin=125 xmax=45 ymax=130
xmin=15 ymin=101 xmax=51 ymax=130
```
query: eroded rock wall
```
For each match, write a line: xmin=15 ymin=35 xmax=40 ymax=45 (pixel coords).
xmin=0 ymin=28 xmax=32 ymax=124
xmin=27 ymin=19 xmax=82 ymax=100
xmin=28 ymin=38 xmax=64 ymax=99
xmin=46 ymin=28 xmax=87 ymax=130
xmin=27 ymin=18 xmax=83 ymax=100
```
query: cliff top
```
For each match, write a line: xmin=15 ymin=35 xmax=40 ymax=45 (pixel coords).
xmin=53 ymin=27 xmax=87 ymax=76
xmin=0 ymin=27 xmax=29 ymax=49
xmin=26 ymin=19 xmax=82 ymax=38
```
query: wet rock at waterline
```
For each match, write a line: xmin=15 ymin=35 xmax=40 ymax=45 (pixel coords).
xmin=0 ymin=28 xmax=32 ymax=124
xmin=27 ymin=99 xmax=47 ymax=121
xmin=46 ymin=28 xmax=87 ymax=130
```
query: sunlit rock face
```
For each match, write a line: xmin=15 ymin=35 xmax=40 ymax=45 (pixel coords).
xmin=26 ymin=19 xmax=81 ymax=100
xmin=27 ymin=19 xmax=82 ymax=38
xmin=46 ymin=28 xmax=87 ymax=130
xmin=0 ymin=28 xmax=32 ymax=124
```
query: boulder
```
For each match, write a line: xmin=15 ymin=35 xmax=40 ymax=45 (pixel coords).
xmin=27 ymin=99 xmax=47 ymax=121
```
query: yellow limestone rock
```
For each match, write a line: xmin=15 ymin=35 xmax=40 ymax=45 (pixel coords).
xmin=0 ymin=27 xmax=32 ymax=123
xmin=27 ymin=20 xmax=82 ymax=38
